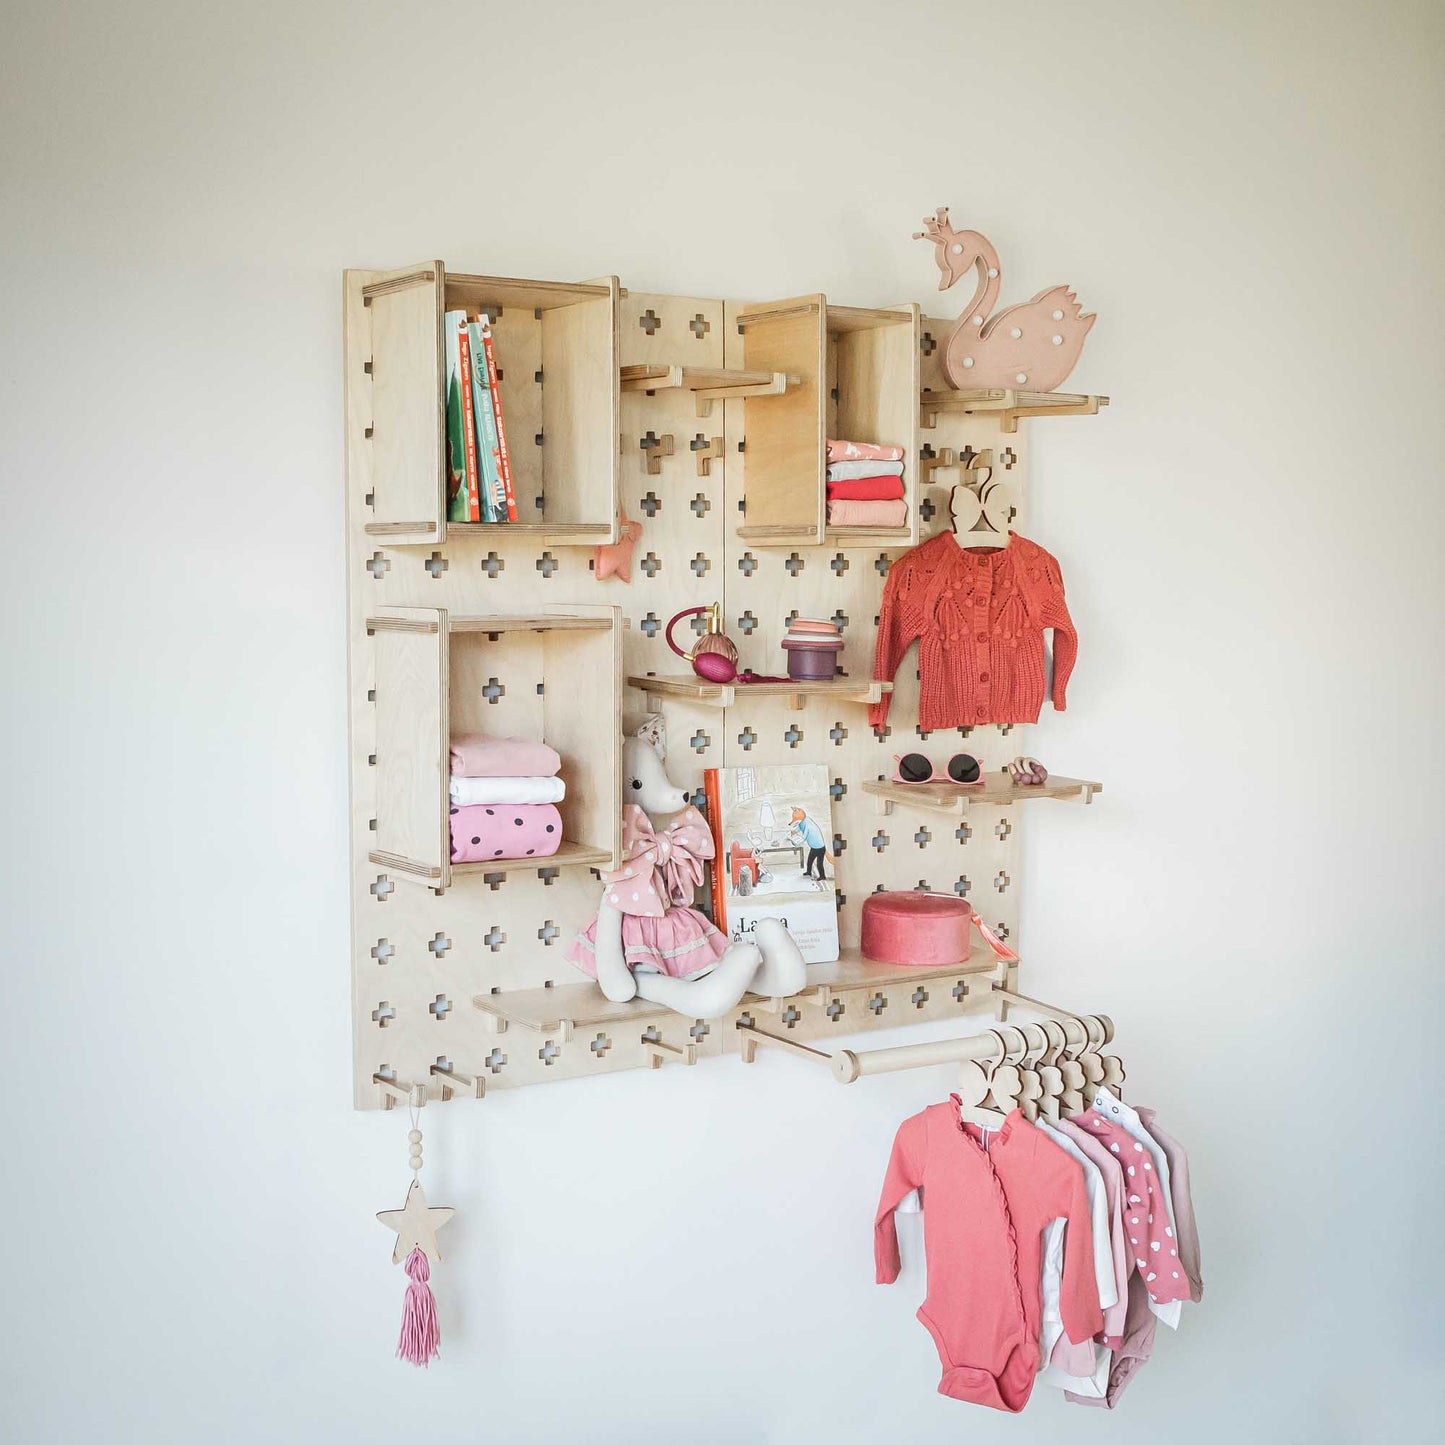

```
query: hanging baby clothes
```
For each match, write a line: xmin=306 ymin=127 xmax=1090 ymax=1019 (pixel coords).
xmin=1137 ymin=1106 xmax=1204 ymax=1302
xmin=868 ymin=532 xmax=1076 ymax=732
xmin=874 ymin=1103 xmax=1100 ymax=1412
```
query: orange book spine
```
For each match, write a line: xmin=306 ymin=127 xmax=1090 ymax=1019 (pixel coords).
xmin=456 ymin=323 xmax=480 ymax=521
xmin=480 ymin=322 xmax=518 ymax=521
xmin=703 ymin=767 xmax=726 ymax=933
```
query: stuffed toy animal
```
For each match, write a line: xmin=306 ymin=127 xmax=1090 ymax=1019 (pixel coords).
xmin=567 ymin=717 xmax=806 ymax=1018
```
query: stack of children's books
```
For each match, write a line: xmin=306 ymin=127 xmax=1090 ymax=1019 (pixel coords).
xmin=444 ymin=309 xmax=518 ymax=523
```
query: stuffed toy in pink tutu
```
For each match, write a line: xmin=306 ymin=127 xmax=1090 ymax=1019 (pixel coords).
xmin=568 ymin=716 xmax=805 ymax=1019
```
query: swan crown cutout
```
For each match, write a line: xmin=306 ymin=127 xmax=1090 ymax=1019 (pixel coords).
xmin=915 ymin=206 xmax=1095 ymax=393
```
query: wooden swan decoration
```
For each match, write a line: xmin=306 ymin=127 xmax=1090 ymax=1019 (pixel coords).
xmin=915 ymin=207 xmax=1095 ymax=393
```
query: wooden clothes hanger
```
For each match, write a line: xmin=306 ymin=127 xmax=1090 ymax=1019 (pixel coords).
xmin=949 ymin=449 xmax=1016 ymax=552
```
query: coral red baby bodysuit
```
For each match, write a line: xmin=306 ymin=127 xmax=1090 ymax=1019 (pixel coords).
xmin=875 ymin=1103 xmax=1101 ymax=1412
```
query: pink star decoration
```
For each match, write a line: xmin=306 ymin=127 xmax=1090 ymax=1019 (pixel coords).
xmin=593 ymin=506 xmax=643 ymax=582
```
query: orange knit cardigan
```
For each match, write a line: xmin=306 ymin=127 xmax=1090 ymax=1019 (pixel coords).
xmin=869 ymin=532 xmax=1077 ymax=732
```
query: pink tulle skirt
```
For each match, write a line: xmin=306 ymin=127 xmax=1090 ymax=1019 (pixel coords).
xmin=568 ymin=905 xmax=729 ymax=981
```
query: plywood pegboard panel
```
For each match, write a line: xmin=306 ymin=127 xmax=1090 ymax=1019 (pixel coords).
xmin=347 ymin=267 xmax=1083 ymax=1108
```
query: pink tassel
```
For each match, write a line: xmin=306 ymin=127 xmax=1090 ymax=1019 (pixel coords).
xmin=396 ymin=1247 xmax=440 ymax=1367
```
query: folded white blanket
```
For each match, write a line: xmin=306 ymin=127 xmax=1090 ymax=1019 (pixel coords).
xmin=826 ymin=459 xmax=906 ymax=481
xmin=449 ymin=775 xmax=566 ymax=805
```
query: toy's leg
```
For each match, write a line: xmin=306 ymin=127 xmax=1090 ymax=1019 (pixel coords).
xmin=747 ymin=917 xmax=808 ymax=998
xmin=633 ymin=941 xmax=763 ymax=1020
xmin=592 ymin=902 xmax=637 ymax=1003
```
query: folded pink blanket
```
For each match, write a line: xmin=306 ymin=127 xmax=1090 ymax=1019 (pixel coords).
xmin=449 ymin=734 xmax=561 ymax=778
xmin=826 ymin=499 xmax=910 ymax=528
xmin=827 ymin=475 xmax=906 ymax=501
xmin=450 ymin=803 xmax=564 ymax=863
xmin=827 ymin=438 xmax=905 ymax=464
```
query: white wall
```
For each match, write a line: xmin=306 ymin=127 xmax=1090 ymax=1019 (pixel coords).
xmin=3 ymin=2 xmax=1442 ymax=1440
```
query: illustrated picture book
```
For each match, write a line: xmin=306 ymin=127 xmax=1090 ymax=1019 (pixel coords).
xmin=703 ymin=763 xmax=840 ymax=964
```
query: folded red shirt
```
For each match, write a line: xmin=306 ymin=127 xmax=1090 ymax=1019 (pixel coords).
xmin=825 ymin=475 xmax=906 ymax=501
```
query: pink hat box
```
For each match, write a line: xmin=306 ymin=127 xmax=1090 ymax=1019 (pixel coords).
xmin=860 ymin=890 xmax=978 ymax=967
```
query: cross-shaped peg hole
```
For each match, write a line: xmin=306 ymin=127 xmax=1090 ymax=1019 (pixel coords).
xmin=830 ymin=553 xmax=849 ymax=576
xmin=829 ymin=777 xmax=847 ymax=801
xmin=689 ymin=313 xmax=710 ymax=338
xmin=912 ymin=987 xmax=930 ymax=1009
xmin=830 ymin=610 xmax=848 ymax=632
xmin=370 ymin=875 xmax=394 ymax=901
xmin=784 ymin=552 xmax=805 ymax=577
xmin=638 ymin=308 xmax=661 ymax=335
xmin=371 ymin=938 xmax=394 ymax=965
xmin=372 ymin=1001 xmax=396 ymax=1028
xmin=534 ymin=552 xmax=558 ymax=578
xmin=868 ymin=993 xmax=888 ymax=1016
xmin=994 ymin=871 xmax=1011 ymax=893
xmin=783 ymin=725 xmax=803 ymax=749
xmin=690 ymin=434 xmax=724 ymax=478
xmin=639 ymin=552 xmax=662 ymax=578
xmin=366 ymin=552 xmax=390 ymax=579
xmin=689 ymin=1021 xmax=710 ymax=1042
xmin=590 ymin=1032 xmax=612 ymax=1058
xmin=538 ymin=867 xmax=560 ymax=886
xmin=829 ymin=723 xmax=848 ymax=746
xmin=483 ymin=926 xmax=506 ymax=952
xmin=690 ymin=730 xmax=710 ymax=754
xmin=427 ymin=933 xmax=451 ymax=959
xmin=480 ymin=551 xmax=504 ymax=578
xmin=690 ymin=492 xmax=712 ymax=518
xmin=921 ymin=330 xmax=936 ymax=356
xmin=737 ymin=727 xmax=757 ymax=751
xmin=424 ymin=551 xmax=448 ymax=578
xmin=485 ymin=1048 xmax=507 ymax=1073
xmin=914 ymin=826 xmax=932 ymax=849
xmin=639 ymin=431 xmax=674 ymax=474
xmin=639 ymin=491 xmax=661 ymax=518
xmin=831 ymin=833 xmax=846 ymax=856
xmin=537 ymin=920 xmax=559 ymax=946
xmin=993 ymin=815 xmax=1013 ymax=842
xmin=539 ymin=1041 xmax=561 ymax=1066
xmin=482 ymin=872 xmax=507 ymax=891
xmin=954 ymin=875 xmax=971 ymax=896
xmin=481 ymin=677 xmax=505 ymax=704
xmin=429 ymin=994 xmax=452 ymax=1021
xmin=640 ymin=612 xmax=661 ymax=638
xmin=781 ymin=1005 xmax=802 ymax=1029
xmin=738 ymin=551 xmax=758 ymax=577
xmin=871 ymin=831 xmax=890 ymax=852
xmin=1000 ymin=446 xmax=1018 ymax=469
xmin=825 ymin=1000 xmax=846 ymax=1022
xmin=952 ymin=981 xmax=968 ymax=1002
xmin=737 ymin=610 xmax=757 ymax=635
xmin=690 ymin=552 xmax=711 ymax=577
xmin=875 ymin=553 xmax=892 ymax=577
xmin=919 ymin=496 xmax=937 ymax=523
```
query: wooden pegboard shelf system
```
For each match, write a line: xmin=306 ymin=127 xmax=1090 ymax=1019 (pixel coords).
xmin=473 ymin=938 xmax=1004 ymax=1037
xmin=627 ymin=674 xmax=891 ymax=709
xmin=344 ymin=259 xmax=1107 ymax=1108
xmin=863 ymin=775 xmax=1103 ymax=816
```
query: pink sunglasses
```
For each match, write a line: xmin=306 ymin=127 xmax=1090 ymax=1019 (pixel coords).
xmin=890 ymin=752 xmax=984 ymax=786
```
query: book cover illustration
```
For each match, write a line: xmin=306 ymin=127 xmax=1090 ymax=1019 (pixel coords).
xmin=705 ymin=763 xmax=839 ymax=964
xmin=443 ymin=308 xmax=471 ymax=523
xmin=465 ymin=319 xmax=502 ymax=522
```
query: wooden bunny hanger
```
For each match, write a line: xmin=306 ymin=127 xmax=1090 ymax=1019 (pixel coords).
xmin=949 ymin=448 xmax=1015 ymax=552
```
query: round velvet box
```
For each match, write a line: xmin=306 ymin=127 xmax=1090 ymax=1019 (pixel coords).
xmin=782 ymin=640 xmax=842 ymax=681
xmin=860 ymin=891 xmax=976 ymax=967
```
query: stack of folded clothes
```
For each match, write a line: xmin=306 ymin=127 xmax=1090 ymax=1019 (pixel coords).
xmin=826 ymin=438 xmax=908 ymax=529
xmin=448 ymin=735 xmax=566 ymax=863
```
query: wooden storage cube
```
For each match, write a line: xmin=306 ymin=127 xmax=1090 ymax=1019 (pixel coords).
xmin=729 ymin=296 xmax=919 ymax=546
xmin=367 ymin=605 xmax=622 ymax=890
xmin=352 ymin=263 xmax=619 ymax=546
xmin=825 ymin=303 xmax=921 ymax=547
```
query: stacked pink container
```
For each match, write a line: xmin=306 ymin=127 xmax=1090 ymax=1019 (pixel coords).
xmin=782 ymin=618 xmax=844 ymax=681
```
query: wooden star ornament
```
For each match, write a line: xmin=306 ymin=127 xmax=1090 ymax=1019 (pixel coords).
xmin=593 ymin=505 xmax=642 ymax=582
xmin=377 ymin=1179 xmax=455 ymax=1264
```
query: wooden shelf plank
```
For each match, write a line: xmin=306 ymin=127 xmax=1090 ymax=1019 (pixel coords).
xmin=626 ymin=673 xmax=891 ymax=708
xmin=919 ymin=387 xmax=1109 ymax=433
xmin=447 ymin=614 xmax=615 ymax=634
xmin=621 ymin=363 xmax=799 ymax=416
xmin=862 ymin=774 xmax=1102 ymax=816
xmin=445 ymin=522 xmax=613 ymax=538
xmin=473 ymin=941 xmax=1005 ymax=1034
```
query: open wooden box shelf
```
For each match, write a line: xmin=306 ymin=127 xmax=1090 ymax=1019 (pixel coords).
xmin=367 ymin=606 xmax=622 ymax=891
xmin=863 ymin=774 xmax=1102 ymax=816
xmin=473 ymin=937 xmax=1005 ymax=1037
xmin=728 ymin=297 xmax=921 ymax=548
xmin=627 ymin=674 xmax=891 ymax=709
xmin=354 ymin=263 xmax=620 ymax=547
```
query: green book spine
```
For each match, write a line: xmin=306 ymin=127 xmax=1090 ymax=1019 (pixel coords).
xmin=443 ymin=309 xmax=470 ymax=523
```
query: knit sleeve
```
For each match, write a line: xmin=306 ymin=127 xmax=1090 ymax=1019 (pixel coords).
xmin=1054 ymin=1151 xmax=1103 ymax=1344
xmin=874 ymin=1111 xmax=928 ymax=1283
xmin=1034 ymin=547 xmax=1077 ymax=711
xmin=869 ymin=557 xmax=922 ymax=730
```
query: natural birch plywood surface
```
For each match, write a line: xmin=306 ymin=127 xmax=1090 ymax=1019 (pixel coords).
xmin=345 ymin=265 xmax=1098 ymax=1106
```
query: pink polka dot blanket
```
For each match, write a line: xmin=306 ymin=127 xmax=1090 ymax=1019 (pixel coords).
xmin=567 ymin=804 xmax=728 ymax=980
xmin=449 ymin=802 xmax=563 ymax=863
